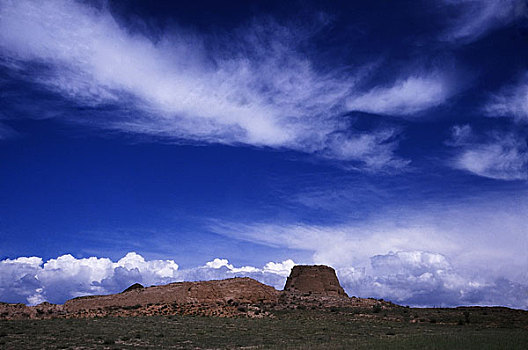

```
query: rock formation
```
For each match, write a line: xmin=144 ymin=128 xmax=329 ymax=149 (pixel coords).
xmin=121 ymin=283 xmax=144 ymax=293
xmin=65 ymin=277 xmax=279 ymax=313
xmin=284 ymin=265 xmax=348 ymax=297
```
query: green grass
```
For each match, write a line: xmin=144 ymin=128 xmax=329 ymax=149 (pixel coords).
xmin=0 ymin=307 xmax=527 ymax=349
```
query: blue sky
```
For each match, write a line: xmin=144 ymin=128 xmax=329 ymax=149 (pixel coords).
xmin=0 ymin=0 xmax=527 ymax=308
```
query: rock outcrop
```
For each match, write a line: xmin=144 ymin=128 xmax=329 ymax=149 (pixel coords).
xmin=284 ymin=265 xmax=348 ymax=297
xmin=121 ymin=283 xmax=144 ymax=293
xmin=65 ymin=277 xmax=279 ymax=313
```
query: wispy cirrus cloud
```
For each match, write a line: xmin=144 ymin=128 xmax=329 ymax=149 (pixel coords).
xmin=484 ymin=74 xmax=528 ymax=122
xmin=439 ymin=0 xmax=527 ymax=43
xmin=448 ymin=125 xmax=528 ymax=181
xmin=346 ymin=73 xmax=454 ymax=116
xmin=0 ymin=0 xmax=460 ymax=170
xmin=0 ymin=0 xmax=367 ymax=167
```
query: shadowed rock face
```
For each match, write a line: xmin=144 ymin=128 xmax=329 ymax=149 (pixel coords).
xmin=284 ymin=265 xmax=348 ymax=297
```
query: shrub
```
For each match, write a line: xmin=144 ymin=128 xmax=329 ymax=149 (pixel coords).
xmin=237 ymin=306 xmax=247 ymax=313
xmin=464 ymin=311 xmax=471 ymax=324
xmin=103 ymin=338 xmax=115 ymax=345
xmin=372 ymin=304 xmax=382 ymax=313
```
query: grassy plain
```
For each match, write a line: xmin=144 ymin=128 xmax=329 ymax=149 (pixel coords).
xmin=0 ymin=306 xmax=527 ymax=349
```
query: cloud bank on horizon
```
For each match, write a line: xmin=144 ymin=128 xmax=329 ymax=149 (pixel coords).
xmin=1 ymin=251 xmax=526 ymax=309
xmin=0 ymin=252 xmax=293 ymax=305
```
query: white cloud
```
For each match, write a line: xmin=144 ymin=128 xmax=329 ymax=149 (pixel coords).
xmin=449 ymin=126 xmax=528 ymax=180
xmin=0 ymin=1 xmax=342 ymax=154
xmin=0 ymin=252 xmax=295 ymax=305
xmin=205 ymin=258 xmax=234 ymax=270
xmin=263 ymin=260 xmax=295 ymax=276
xmin=440 ymin=0 xmax=527 ymax=43
xmin=203 ymin=258 xmax=295 ymax=276
xmin=346 ymin=74 xmax=453 ymax=116
xmin=339 ymin=251 xmax=528 ymax=308
xmin=0 ymin=252 xmax=180 ymax=304
xmin=370 ymin=251 xmax=451 ymax=276
xmin=455 ymin=143 xmax=528 ymax=180
xmin=179 ymin=258 xmax=295 ymax=289
xmin=116 ymin=252 xmax=179 ymax=279
xmin=319 ymin=128 xmax=410 ymax=169
xmin=210 ymin=221 xmax=459 ymax=268
xmin=485 ymin=74 xmax=528 ymax=122
xmin=0 ymin=0 xmax=465 ymax=170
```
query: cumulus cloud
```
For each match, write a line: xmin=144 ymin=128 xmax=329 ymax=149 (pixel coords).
xmin=339 ymin=251 xmax=528 ymax=308
xmin=485 ymin=74 xmax=528 ymax=122
xmin=448 ymin=125 xmax=528 ymax=180
xmin=0 ymin=252 xmax=294 ymax=305
xmin=0 ymin=0 xmax=462 ymax=170
xmin=178 ymin=258 xmax=295 ymax=291
xmin=202 ymin=258 xmax=294 ymax=277
xmin=440 ymin=0 xmax=527 ymax=43
xmin=0 ymin=252 xmax=180 ymax=304
xmin=346 ymin=73 xmax=453 ymax=116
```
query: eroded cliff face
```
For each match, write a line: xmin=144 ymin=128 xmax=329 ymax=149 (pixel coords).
xmin=284 ymin=265 xmax=348 ymax=297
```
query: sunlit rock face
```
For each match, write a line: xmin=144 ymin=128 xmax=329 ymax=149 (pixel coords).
xmin=284 ymin=265 xmax=348 ymax=297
